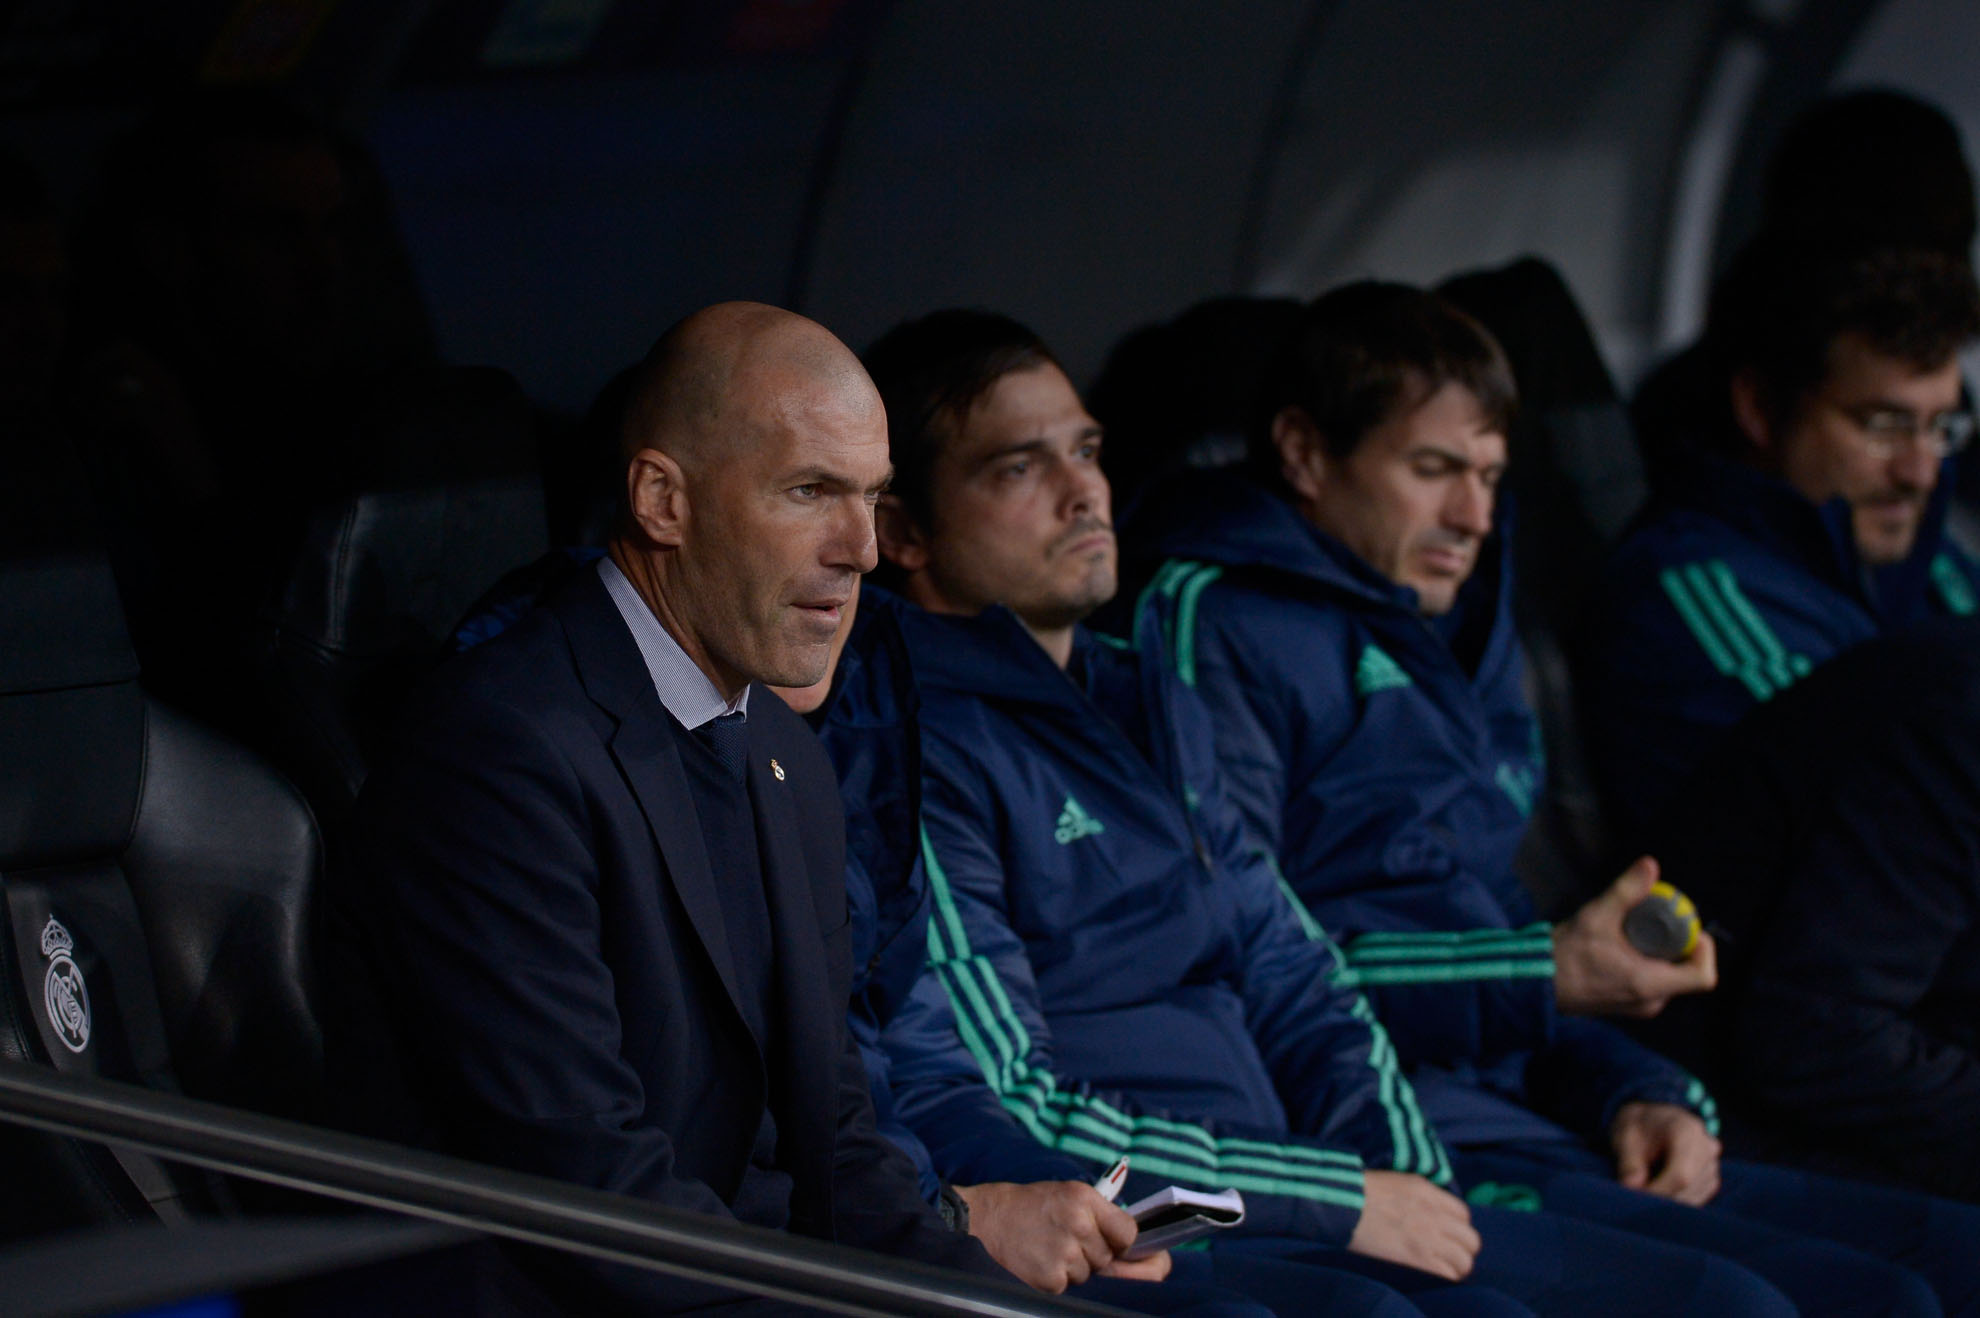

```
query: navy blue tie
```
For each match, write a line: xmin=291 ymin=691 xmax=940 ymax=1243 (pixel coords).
xmin=697 ymin=711 xmax=749 ymax=782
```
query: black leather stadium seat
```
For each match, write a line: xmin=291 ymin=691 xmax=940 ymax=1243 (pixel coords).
xmin=1439 ymin=257 xmax=1649 ymax=912
xmin=250 ymin=365 xmax=549 ymax=830
xmin=0 ymin=548 xmax=322 ymax=1238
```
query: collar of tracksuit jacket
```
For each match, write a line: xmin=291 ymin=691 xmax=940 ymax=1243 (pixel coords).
xmin=1655 ymin=446 xmax=1958 ymax=626
xmin=901 ymin=596 xmax=1199 ymax=810
xmin=1129 ymin=468 xmax=1517 ymax=689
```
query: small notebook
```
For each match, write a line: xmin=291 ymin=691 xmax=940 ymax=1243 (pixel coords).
xmin=1121 ymin=1185 xmax=1246 ymax=1259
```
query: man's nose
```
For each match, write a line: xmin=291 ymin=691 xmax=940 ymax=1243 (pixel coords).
xmin=1060 ymin=455 xmax=1110 ymax=522
xmin=1446 ymin=474 xmax=1495 ymax=536
xmin=831 ymin=498 xmax=880 ymax=574
xmin=1889 ymin=437 xmax=1941 ymax=492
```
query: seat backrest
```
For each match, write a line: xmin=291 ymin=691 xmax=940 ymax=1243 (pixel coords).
xmin=1439 ymin=257 xmax=1648 ymax=910
xmin=0 ymin=548 xmax=322 ymax=1238
xmin=254 ymin=365 xmax=549 ymax=827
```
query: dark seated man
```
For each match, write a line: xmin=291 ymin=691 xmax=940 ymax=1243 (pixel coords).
xmin=768 ymin=587 xmax=1187 ymax=1301
xmin=1587 ymin=239 xmax=1980 ymax=843
xmin=1128 ymin=281 xmax=1719 ymax=1151
xmin=1638 ymin=615 xmax=1980 ymax=1206
xmin=319 ymin=303 xmax=1008 ymax=1313
xmin=782 ymin=585 xmax=1530 ymax=1318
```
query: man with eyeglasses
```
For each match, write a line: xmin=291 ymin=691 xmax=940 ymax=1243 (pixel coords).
xmin=1585 ymin=239 xmax=1980 ymax=842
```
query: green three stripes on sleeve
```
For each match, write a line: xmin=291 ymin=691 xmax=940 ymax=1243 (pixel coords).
xmin=1685 ymin=1077 xmax=1722 ymax=1139
xmin=1269 ymin=874 xmax=1452 ymax=1186
xmin=1344 ymin=994 xmax=1453 ymax=1185
xmin=1658 ymin=560 xmax=1812 ymax=702
xmin=919 ymin=826 xmax=1370 ymax=1211
xmin=1335 ymin=924 xmax=1555 ymax=988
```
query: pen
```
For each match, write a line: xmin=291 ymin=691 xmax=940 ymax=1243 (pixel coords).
xmin=1094 ymin=1156 xmax=1129 ymax=1203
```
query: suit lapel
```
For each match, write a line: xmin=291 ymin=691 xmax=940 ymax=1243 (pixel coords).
xmin=554 ymin=568 xmax=749 ymax=1027
xmin=610 ymin=711 xmax=748 ymax=1023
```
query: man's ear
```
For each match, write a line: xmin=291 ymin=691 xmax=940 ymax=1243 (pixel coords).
xmin=1272 ymin=406 xmax=1330 ymax=504
xmin=875 ymin=493 xmax=930 ymax=573
xmin=1730 ymin=369 xmax=1776 ymax=453
xmin=626 ymin=448 xmax=689 ymax=547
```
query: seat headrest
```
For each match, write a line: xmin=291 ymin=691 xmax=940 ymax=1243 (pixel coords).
xmin=1438 ymin=256 xmax=1620 ymax=413
xmin=271 ymin=366 xmax=549 ymax=658
xmin=0 ymin=552 xmax=138 ymax=696
xmin=275 ymin=480 xmax=549 ymax=657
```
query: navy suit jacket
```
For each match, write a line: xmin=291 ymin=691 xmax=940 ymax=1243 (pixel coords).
xmin=320 ymin=567 xmax=1001 ymax=1311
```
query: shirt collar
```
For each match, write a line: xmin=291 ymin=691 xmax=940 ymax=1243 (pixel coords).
xmin=598 ymin=557 xmax=749 ymax=730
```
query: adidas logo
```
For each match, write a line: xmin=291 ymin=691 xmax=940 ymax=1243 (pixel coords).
xmin=1495 ymin=762 xmax=1537 ymax=818
xmin=1054 ymin=795 xmax=1106 ymax=845
xmin=1354 ymin=644 xmax=1413 ymax=696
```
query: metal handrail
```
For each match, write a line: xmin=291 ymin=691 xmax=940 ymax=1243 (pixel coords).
xmin=0 ymin=1061 xmax=1122 ymax=1318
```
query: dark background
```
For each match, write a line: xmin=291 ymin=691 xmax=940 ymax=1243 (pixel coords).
xmin=1 ymin=0 xmax=1970 ymax=416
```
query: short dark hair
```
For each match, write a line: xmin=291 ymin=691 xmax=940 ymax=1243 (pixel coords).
xmin=1255 ymin=281 xmax=1516 ymax=481
xmin=861 ymin=308 xmax=1059 ymax=530
xmin=1707 ymin=238 xmax=1980 ymax=429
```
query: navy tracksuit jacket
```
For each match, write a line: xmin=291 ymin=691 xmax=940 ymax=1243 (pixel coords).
xmin=1130 ymin=473 xmax=1710 ymax=1151
xmin=814 ymin=591 xmax=1090 ymax=1200
xmin=820 ymin=592 xmax=1344 ymax=1318
xmin=894 ymin=599 xmax=1450 ymax=1248
xmin=1584 ymin=450 xmax=1980 ymax=843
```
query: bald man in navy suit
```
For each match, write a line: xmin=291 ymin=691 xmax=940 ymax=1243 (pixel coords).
xmin=321 ymin=304 xmax=1020 ymax=1314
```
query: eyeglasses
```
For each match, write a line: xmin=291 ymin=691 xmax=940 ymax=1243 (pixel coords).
xmin=1834 ymin=402 xmax=1977 ymax=459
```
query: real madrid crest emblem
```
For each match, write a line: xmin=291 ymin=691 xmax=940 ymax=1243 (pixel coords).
xmin=770 ymin=758 xmax=785 ymax=781
xmin=39 ymin=917 xmax=90 ymax=1054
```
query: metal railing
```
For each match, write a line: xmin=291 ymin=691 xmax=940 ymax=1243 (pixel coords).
xmin=0 ymin=1061 xmax=1122 ymax=1318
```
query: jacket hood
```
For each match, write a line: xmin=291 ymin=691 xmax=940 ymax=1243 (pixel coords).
xmin=895 ymin=598 xmax=1095 ymax=710
xmin=812 ymin=584 xmax=926 ymax=1014
xmin=1125 ymin=467 xmax=1514 ymax=638
xmin=815 ymin=584 xmax=920 ymax=736
xmin=1127 ymin=470 xmax=1402 ymax=604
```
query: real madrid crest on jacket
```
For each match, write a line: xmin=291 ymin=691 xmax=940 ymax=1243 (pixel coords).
xmin=895 ymin=596 xmax=1449 ymax=1248
xmin=1130 ymin=471 xmax=1706 ymax=1148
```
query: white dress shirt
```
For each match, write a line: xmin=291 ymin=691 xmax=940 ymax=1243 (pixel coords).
xmin=599 ymin=557 xmax=750 ymax=729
